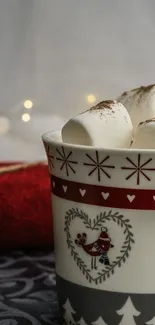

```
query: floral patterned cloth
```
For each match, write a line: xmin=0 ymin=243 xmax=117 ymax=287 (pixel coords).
xmin=0 ymin=250 xmax=60 ymax=325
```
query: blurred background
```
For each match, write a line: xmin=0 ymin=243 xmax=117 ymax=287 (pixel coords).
xmin=0 ymin=0 xmax=155 ymax=161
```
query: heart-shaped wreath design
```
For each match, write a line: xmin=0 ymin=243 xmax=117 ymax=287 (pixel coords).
xmin=64 ymin=208 xmax=135 ymax=284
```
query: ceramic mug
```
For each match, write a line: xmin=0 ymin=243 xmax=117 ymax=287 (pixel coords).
xmin=43 ymin=130 xmax=155 ymax=325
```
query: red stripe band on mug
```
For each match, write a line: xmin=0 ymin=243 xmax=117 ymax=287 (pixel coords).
xmin=51 ymin=175 xmax=155 ymax=210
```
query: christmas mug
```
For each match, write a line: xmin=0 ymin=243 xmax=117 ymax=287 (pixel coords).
xmin=43 ymin=130 xmax=155 ymax=325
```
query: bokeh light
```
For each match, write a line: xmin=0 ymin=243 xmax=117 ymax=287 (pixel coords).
xmin=22 ymin=113 xmax=31 ymax=122
xmin=24 ymin=100 xmax=33 ymax=109
xmin=86 ymin=94 xmax=96 ymax=104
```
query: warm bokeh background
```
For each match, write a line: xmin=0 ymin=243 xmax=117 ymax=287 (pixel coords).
xmin=0 ymin=0 xmax=154 ymax=161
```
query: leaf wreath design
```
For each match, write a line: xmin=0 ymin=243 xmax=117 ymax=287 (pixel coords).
xmin=64 ymin=208 xmax=135 ymax=284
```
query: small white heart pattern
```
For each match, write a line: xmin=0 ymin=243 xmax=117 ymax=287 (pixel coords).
xmin=62 ymin=185 xmax=67 ymax=192
xmin=153 ymin=196 xmax=155 ymax=201
xmin=127 ymin=194 xmax=135 ymax=203
xmin=101 ymin=192 xmax=109 ymax=200
xmin=79 ymin=189 xmax=86 ymax=197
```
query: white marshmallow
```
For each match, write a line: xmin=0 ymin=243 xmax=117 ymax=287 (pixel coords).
xmin=131 ymin=118 xmax=155 ymax=149
xmin=118 ymin=84 xmax=155 ymax=133
xmin=62 ymin=100 xmax=133 ymax=148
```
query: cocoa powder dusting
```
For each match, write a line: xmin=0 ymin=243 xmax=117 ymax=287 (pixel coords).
xmin=120 ymin=84 xmax=155 ymax=103
xmin=121 ymin=91 xmax=127 ymax=97
xmin=139 ymin=117 xmax=155 ymax=126
xmin=132 ymin=84 xmax=155 ymax=95
xmin=89 ymin=100 xmax=116 ymax=111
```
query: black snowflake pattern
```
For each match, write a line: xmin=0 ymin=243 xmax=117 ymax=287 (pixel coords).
xmin=46 ymin=144 xmax=54 ymax=172
xmin=56 ymin=146 xmax=78 ymax=176
xmin=121 ymin=154 xmax=155 ymax=185
xmin=83 ymin=151 xmax=115 ymax=182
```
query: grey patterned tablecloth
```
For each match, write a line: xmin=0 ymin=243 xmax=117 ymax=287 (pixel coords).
xmin=0 ymin=250 xmax=60 ymax=325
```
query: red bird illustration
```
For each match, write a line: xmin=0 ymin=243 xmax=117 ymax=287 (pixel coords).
xmin=75 ymin=227 xmax=114 ymax=269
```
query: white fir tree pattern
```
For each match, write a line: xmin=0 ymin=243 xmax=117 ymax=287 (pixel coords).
xmin=146 ymin=317 xmax=155 ymax=324
xmin=92 ymin=316 xmax=108 ymax=325
xmin=77 ymin=317 xmax=88 ymax=325
xmin=63 ymin=298 xmax=76 ymax=325
xmin=117 ymin=296 xmax=140 ymax=325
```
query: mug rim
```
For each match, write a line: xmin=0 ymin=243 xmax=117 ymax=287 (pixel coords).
xmin=42 ymin=130 xmax=155 ymax=154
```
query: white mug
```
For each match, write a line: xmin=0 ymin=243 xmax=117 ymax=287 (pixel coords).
xmin=43 ymin=130 xmax=155 ymax=325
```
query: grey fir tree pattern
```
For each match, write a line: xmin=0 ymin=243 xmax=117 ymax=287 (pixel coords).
xmin=61 ymin=295 xmax=155 ymax=325
xmin=117 ymin=296 xmax=140 ymax=325
xmin=63 ymin=298 xmax=76 ymax=325
xmin=83 ymin=151 xmax=115 ymax=182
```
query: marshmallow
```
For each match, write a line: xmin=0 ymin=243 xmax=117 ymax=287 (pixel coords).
xmin=118 ymin=84 xmax=155 ymax=133
xmin=62 ymin=100 xmax=133 ymax=148
xmin=131 ymin=118 xmax=155 ymax=149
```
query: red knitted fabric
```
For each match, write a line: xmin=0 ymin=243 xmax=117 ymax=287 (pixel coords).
xmin=0 ymin=163 xmax=53 ymax=250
